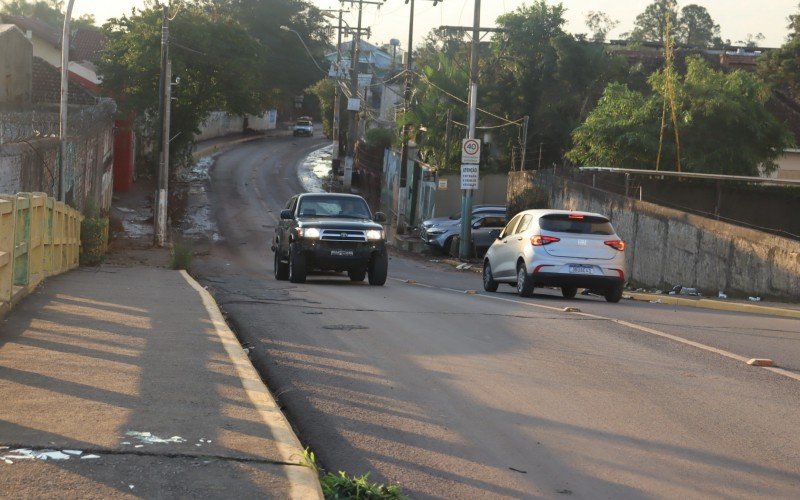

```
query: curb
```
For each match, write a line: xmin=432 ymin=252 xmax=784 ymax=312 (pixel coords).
xmin=627 ymin=292 xmax=800 ymax=319
xmin=192 ymin=135 xmax=266 ymax=160
xmin=179 ymin=271 xmax=323 ymax=500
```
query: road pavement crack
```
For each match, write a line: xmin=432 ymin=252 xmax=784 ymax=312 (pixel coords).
xmin=0 ymin=443 xmax=304 ymax=467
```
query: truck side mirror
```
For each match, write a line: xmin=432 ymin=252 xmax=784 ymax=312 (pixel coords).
xmin=280 ymin=209 xmax=293 ymax=220
xmin=374 ymin=212 xmax=387 ymax=223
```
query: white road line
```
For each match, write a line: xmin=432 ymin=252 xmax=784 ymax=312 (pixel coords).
xmin=394 ymin=276 xmax=799 ymax=383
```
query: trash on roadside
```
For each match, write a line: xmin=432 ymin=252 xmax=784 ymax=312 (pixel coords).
xmin=1 ymin=448 xmax=83 ymax=463
xmin=749 ymin=296 xmax=762 ymax=302
xmin=669 ymin=291 xmax=677 ymax=295
xmin=63 ymin=450 xmax=83 ymax=456
xmin=680 ymin=287 xmax=700 ymax=296
xmin=654 ymin=290 xmax=664 ymax=295
xmin=622 ymin=294 xmax=632 ymax=300
xmin=718 ymin=291 xmax=727 ymax=299
xmin=455 ymin=263 xmax=472 ymax=270
xmin=125 ymin=431 xmax=187 ymax=445
xmin=81 ymin=454 xmax=100 ymax=459
xmin=650 ymin=299 xmax=662 ymax=304
xmin=429 ymin=259 xmax=441 ymax=263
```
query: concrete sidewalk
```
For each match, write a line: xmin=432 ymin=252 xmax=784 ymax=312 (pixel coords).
xmin=0 ymin=264 xmax=321 ymax=498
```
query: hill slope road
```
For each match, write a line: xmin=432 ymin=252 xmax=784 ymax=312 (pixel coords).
xmin=192 ymin=136 xmax=800 ymax=499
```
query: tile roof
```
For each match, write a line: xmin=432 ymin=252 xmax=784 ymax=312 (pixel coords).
xmin=71 ymin=28 xmax=105 ymax=62
xmin=32 ymin=56 xmax=96 ymax=105
xmin=0 ymin=13 xmax=60 ymax=48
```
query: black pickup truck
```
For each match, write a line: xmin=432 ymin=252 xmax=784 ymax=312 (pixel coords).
xmin=272 ymin=193 xmax=388 ymax=285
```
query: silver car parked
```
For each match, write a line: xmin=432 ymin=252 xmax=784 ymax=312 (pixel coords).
xmin=483 ymin=209 xmax=627 ymax=302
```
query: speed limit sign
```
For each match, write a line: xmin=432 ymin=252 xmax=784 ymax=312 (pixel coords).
xmin=461 ymin=138 xmax=481 ymax=164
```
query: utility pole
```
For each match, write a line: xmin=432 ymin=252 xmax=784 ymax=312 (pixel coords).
xmin=58 ymin=0 xmax=75 ymax=203
xmin=520 ymin=115 xmax=529 ymax=171
xmin=341 ymin=0 xmax=384 ymax=190
xmin=459 ymin=0 xmax=481 ymax=260
xmin=332 ymin=9 xmax=345 ymax=177
xmin=154 ymin=5 xmax=170 ymax=247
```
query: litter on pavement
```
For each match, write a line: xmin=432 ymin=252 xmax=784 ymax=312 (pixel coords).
xmin=749 ymin=296 xmax=762 ymax=302
xmin=1 ymin=448 xmax=94 ymax=464
xmin=718 ymin=291 xmax=728 ymax=299
xmin=125 ymin=431 xmax=187 ymax=445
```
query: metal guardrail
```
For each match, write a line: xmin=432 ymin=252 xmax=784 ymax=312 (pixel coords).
xmin=0 ymin=192 xmax=82 ymax=308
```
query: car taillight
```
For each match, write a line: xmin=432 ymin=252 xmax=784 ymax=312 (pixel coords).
xmin=531 ymin=235 xmax=560 ymax=246
xmin=604 ymin=240 xmax=626 ymax=251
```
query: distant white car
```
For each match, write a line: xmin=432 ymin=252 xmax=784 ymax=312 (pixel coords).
xmin=483 ymin=209 xmax=627 ymax=302
xmin=293 ymin=119 xmax=314 ymax=137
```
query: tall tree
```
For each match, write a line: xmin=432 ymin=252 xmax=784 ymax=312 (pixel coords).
xmin=98 ymin=3 xmax=267 ymax=166
xmin=677 ymin=4 xmax=720 ymax=47
xmin=568 ymin=57 xmax=793 ymax=175
xmin=629 ymin=0 xmax=678 ymax=44
xmin=760 ymin=4 xmax=800 ymax=92
xmin=585 ymin=11 xmax=618 ymax=43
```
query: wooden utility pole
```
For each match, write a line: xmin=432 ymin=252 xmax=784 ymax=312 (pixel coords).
xmin=58 ymin=0 xmax=75 ymax=203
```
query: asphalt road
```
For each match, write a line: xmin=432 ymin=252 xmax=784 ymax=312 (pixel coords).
xmin=191 ymin=135 xmax=800 ymax=499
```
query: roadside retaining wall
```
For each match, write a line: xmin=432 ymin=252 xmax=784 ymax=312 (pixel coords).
xmin=195 ymin=110 xmax=277 ymax=142
xmin=509 ymin=170 xmax=800 ymax=300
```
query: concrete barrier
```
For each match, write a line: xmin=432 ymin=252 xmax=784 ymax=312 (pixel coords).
xmin=509 ymin=171 xmax=800 ymax=301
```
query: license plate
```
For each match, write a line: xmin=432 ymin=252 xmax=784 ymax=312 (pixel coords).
xmin=569 ymin=265 xmax=594 ymax=274
xmin=330 ymin=249 xmax=354 ymax=257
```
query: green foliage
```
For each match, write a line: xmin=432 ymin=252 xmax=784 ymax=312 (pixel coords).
xmin=677 ymin=5 xmax=720 ymax=47
xmin=627 ymin=1 xmax=721 ymax=48
xmin=584 ymin=11 xmax=618 ymax=43
xmin=1 ymin=0 xmax=95 ymax=29
xmin=569 ymin=57 xmax=794 ymax=175
xmin=80 ymin=216 xmax=108 ymax=266
xmin=365 ymin=128 xmax=394 ymax=151
xmin=308 ymin=78 xmax=348 ymax=140
xmin=759 ymin=4 xmax=800 ymax=92
xmin=170 ymin=240 xmax=193 ymax=271
xmin=628 ymin=0 xmax=678 ymax=44
xmin=302 ymin=448 xmax=406 ymax=500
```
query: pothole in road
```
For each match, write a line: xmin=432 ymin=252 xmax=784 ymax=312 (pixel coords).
xmin=322 ymin=324 xmax=369 ymax=331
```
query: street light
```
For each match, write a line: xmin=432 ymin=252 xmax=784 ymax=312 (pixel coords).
xmin=59 ymin=0 xmax=76 ymax=202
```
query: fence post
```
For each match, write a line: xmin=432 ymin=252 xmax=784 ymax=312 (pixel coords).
xmin=28 ymin=192 xmax=46 ymax=287
xmin=0 ymin=195 xmax=16 ymax=304
xmin=44 ymin=196 xmax=55 ymax=277
xmin=13 ymin=193 xmax=32 ymax=287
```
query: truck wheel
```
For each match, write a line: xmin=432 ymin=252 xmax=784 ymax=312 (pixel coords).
xmin=288 ymin=243 xmax=307 ymax=283
xmin=348 ymin=268 xmax=366 ymax=282
xmin=368 ymin=251 xmax=388 ymax=286
xmin=274 ymin=248 xmax=289 ymax=281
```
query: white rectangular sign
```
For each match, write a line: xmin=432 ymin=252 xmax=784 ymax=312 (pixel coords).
xmin=461 ymin=164 xmax=479 ymax=190
xmin=461 ymin=138 xmax=481 ymax=164
xmin=347 ymin=98 xmax=361 ymax=111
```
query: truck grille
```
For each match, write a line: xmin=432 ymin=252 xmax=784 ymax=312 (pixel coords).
xmin=320 ymin=229 xmax=367 ymax=242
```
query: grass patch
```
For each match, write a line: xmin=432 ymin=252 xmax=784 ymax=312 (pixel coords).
xmin=170 ymin=240 xmax=193 ymax=271
xmin=303 ymin=449 xmax=406 ymax=500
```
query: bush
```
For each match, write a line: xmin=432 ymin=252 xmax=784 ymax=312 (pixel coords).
xmin=507 ymin=186 xmax=549 ymax=219
xmin=80 ymin=216 xmax=109 ymax=266
xmin=170 ymin=240 xmax=193 ymax=271
xmin=303 ymin=449 xmax=406 ymax=500
xmin=365 ymin=127 xmax=395 ymax=151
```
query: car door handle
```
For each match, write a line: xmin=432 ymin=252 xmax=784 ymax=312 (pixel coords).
xmin=516 ymin=237 xmax=523 ymax=241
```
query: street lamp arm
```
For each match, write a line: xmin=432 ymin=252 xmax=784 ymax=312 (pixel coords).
xmin=279 ymin=26 xmax=328 ymax=76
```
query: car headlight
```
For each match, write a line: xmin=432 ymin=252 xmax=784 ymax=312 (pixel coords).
xmin=365 ymin=229 xmax=384 ymax=241
xmin=427 ymin=228 xmax=446 ymax=235
xmin=298 ymin=227 xmax=321 ymax=239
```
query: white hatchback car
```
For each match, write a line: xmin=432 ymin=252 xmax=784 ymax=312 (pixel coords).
xmin=483 ymin=209 xmax=627 ymax=302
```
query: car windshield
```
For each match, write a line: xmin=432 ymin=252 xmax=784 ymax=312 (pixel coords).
xmin=540 ymin=214 xmax=615 ymax=235
xmin=297 ymin=196 xmax=371 ymax=219
xmin=296 ymin=121 xmax=312 ymax=126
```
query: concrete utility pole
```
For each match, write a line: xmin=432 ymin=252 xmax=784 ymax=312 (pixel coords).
xmin=458 ymin=0 xmax=481 ymax=260
xmin=154 ymin=5 xmax=171 ymax=247
xmin=340 ymin=0 xmax=384 ymax=189
xmin=332 ymin=9 xmax=344 ymax=174
xmin=520 ymin=115 xmax=529 ymax=171
xmin=58 ymin=0 xmax=75 ymax=203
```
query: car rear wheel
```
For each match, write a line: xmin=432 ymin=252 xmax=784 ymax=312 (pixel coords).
xmin=348 ymin=268 xmax=366 ymax=282
xmin=288 ymin=243 xmax=307 ymax=283
xmin=368 ymin=251 xmax=388 ymax=286
xmin=274 ymin=248 xmax=289 ymax=281
xmin=561 ymin=286 xmax=578 ymax=299
xmin=605 ymin=284 xmax=624 ymax=303
xmin=516 ymin=263 xmax=534 ymax=297
xmin=483 ymin=262 xmax=498 ymax=292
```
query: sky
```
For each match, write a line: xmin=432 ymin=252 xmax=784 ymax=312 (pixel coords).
xmin=76 ymin=0 xmax=798 ymax=48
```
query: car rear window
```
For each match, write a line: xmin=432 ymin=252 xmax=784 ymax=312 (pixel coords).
xmin=539 ymin=214 xmax=614 ymax=235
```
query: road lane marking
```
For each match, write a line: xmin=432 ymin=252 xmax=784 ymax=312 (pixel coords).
xmin=393 ymin=276 xmax=800 ymax=383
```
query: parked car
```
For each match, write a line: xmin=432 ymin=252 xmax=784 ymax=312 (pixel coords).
xmin=272 ymin=193 xmax=388 ymax=285
xmin=422 ymin=213 xmax=507 ymax=255
xmin=293 ymin=119 xmax=314 ymax=137
xmin=482 ymin=210 xmax=627 ymax=302
xmin=421 ymin=204 xmax=506 ymax=230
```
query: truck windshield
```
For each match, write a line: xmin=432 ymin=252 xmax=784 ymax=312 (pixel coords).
xmin=297 ymin=196 xmax=372 ymax=219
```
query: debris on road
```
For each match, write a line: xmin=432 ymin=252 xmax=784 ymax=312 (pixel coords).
xmin=747 ymin=358 xmax=774 ymax=367
xmin=456 ymin=263 xmax=472 ymax=270
xmin=749 ymin=296 xmax=762 ymax=302
xmin=125 ymin=431 xmax=187 ymax=445
xmin=718 ymin=291 xmax=728 ymax=299
xmin=650 ymin=299 xmax=663 ymax=304
xmin=1 ymin=448 xmax=91 ymax=464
